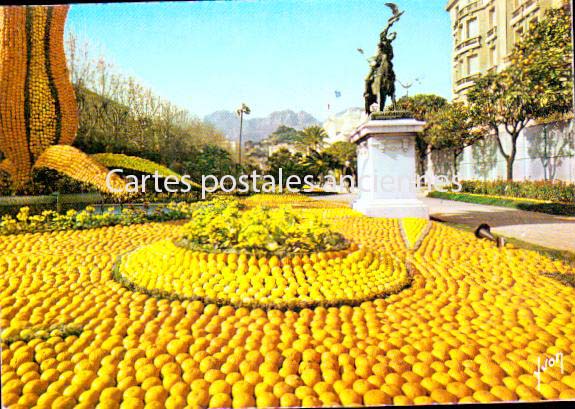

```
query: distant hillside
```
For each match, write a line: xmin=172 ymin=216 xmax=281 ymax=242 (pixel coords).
xmin=204 ymin=109 xmax=320 ymax=143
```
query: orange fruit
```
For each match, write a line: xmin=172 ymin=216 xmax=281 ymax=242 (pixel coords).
xmin=363 ymin=389 xmax=391 ymax=405
xmin=339 ymin=389 xmax=362 ymax=406
xmin=473 ymin=390 xmax=499 ymax=403
xmin=187 ymin=389 xmax=209 ymax=406
xmin=430 ymin=389 xmax=457 ymax=403
xmin=209 ymin=393 xmax=232 ymax=408
xmin=256 ymin=392 xmax=279 ymax=407
xmin=280 ymin=393 xmax=301 ymax=408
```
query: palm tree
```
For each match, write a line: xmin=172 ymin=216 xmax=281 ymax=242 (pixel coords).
xmin=301 ymin=150 xmax=339 ymax=186
xmin=297 ymin=126 xmax=328 ymax=155
xmin=235 ymin=103 xmax=251 ymax=166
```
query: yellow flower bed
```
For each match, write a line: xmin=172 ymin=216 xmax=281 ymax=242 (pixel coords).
xmin=1 ymin=202 xmax=575 ymax=407
xmin=116 ymin=240 xmax=410 ymax=309
xmin=0 ymin=202 xmax=197 ymax=235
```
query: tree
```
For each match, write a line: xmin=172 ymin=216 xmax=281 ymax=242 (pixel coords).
xmin=297 ymin=126 xmax=328 ymax=154
xmin=323 ymin=141 xmax=357 ymax=179
xmin=394 ymin=94 xmax=448 ymax=173
xmin=301 ymin=151 xmax=339 ymax=185
xmin=267 ymin=148 xmax=307 ymax=187
xmin=244 ymin=141 xmax=268 ymax=169
xmin=65 ymin=32 xmax=230 ymax=169
xmin=268 ymin=126 xmax=303 ymax=144
xmin=236 ymin=103 xmax=251 ymax=166
xmin=512 ymin=7 xmax=573 ymax=114
xmin=468 ymin=7 xmax=573 ymax=180
xmin=426 ymin=102 xmax=484 ymax=175
xmin=184 ymin=145 xmax=236 ymax=180
xmin=395 ymin=94 xmax=448 ymax=121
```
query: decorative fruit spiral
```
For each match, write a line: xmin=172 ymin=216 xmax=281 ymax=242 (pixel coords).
xmin=0 ymin=6 xmax=174 ymax=194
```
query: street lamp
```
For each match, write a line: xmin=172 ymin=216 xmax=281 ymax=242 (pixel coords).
xmin=397 ymin=77 xmax=422 ymax=98
xmin=236 ymin=103 xmax=251 ymax=167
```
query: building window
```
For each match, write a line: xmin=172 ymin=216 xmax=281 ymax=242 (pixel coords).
xmin=467 ymin=55 xmax=479 ymax=75
xmin=489 ymin=8 xmax=496 ymax=28
xmin=489 ymin=46 xmax=496 ymax=66
xmin=467 ymin=18 xmax=479 ymax=38
xmin=515 ymin=27 xmax=524 ymax=44
xmin=458 ymin=0 xmax=470 ymax=9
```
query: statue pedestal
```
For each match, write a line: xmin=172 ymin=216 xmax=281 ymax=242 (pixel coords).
xmin=350 ymin=118 xmax=429 ymax=219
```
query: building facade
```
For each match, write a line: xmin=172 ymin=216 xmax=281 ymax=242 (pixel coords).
xmin=323 ymin=108 xmax=367 ymax=145
xmin=446 ymin=0 xmax=568 ymax=100
xmin=440 ymin=0 xmax=575 ymax=182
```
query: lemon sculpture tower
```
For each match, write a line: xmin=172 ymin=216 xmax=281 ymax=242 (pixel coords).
xmin=0 ymin=5 xmax=183 ymax=195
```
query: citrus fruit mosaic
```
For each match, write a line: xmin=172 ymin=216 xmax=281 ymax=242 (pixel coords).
xmin=115 ymin=239 xmax=410 ymax=310
xmin=114 ymin=198 xmax=411 ymax=310
xmin=2 ymin=194 xmax=575 ymax=408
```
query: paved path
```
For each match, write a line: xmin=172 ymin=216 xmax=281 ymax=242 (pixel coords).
xmin=315 ymin=193 xmax=575 ymax=253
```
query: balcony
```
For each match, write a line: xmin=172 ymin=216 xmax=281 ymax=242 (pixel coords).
xmin=455 ymin=73 xmax=481 ymax=93
xmin=511 ymin=0 xmax=539 ymax=26
xmin=486 ymin=26 xmax=497 ymax=42
xmin=455 ymin=36 xmax=481 ymax=56
xmin=457 ymin=0 xmax=482 ymax=20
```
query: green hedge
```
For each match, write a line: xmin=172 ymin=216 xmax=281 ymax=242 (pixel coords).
xmin=429 ymin=191 xmax=575 ymax=216
xmin=459 ymin=180 xmax=575 ymax=203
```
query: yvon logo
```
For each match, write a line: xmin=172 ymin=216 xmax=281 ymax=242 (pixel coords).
xmin=534 ymin=352 xmax=564 ymax=391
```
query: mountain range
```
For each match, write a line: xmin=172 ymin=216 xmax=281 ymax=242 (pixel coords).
xmin=204 ymin=110 xmax=320 ymax=143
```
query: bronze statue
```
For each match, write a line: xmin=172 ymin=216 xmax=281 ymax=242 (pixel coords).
xmin=364 ymin=3 xmax=404 ymax=114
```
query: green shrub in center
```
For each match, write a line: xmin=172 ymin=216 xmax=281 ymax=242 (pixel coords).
xmin=178 ymin=198 xmax=348 ymax=254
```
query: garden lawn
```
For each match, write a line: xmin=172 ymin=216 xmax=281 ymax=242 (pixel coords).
xmin=428 ymin=191 xmax=575 ymax=216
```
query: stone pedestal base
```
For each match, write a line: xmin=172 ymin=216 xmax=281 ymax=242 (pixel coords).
xmin=353 ymin=199 xmax=429 ymax=219
xmin=350 ymin=118 xmax=429 ymax=219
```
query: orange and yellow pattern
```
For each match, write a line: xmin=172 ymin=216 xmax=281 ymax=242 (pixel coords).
xmin=0 ymin=6 xmax=78 ymax=190
xmin=2 ymin=197 xmax=575 ymax=407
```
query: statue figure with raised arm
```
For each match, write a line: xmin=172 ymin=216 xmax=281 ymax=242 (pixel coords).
xmin=363 ymin=3 xmax=404 ymax=114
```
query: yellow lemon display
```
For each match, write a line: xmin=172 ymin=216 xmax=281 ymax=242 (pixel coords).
xmin=1 ymin=193 xmax=575 ymax=408
xmin=116 ymin=239 xmax=411 ymax=310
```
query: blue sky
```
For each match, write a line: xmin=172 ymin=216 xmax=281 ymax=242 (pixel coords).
xmin=66 ymin=0 xmax=453 ymax=121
